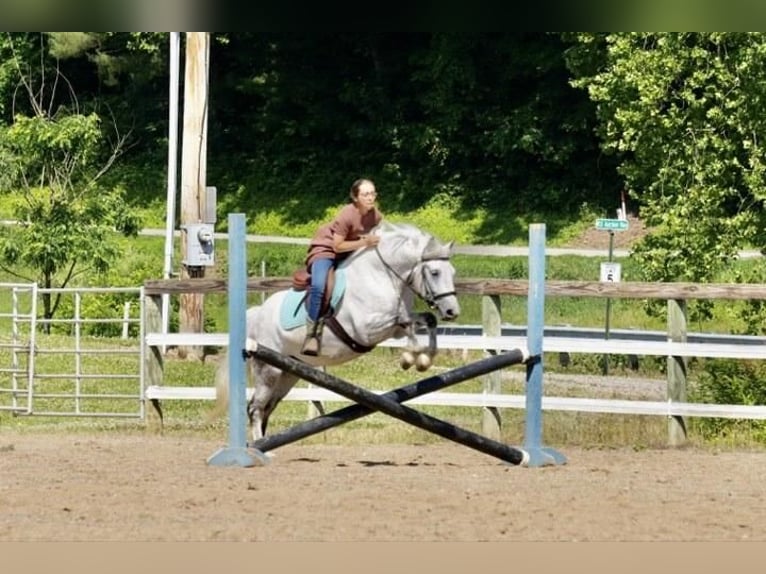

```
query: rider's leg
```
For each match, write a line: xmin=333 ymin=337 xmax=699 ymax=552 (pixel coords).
xmin=302 ymin=258 xmax=332 ymax=356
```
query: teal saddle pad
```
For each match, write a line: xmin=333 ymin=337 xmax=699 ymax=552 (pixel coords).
xmin=279 ymin=268 xmax=347 ymax=330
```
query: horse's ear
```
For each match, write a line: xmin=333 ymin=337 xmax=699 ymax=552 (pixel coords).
xmin=423 ymin=237 xmax=453 ymax=260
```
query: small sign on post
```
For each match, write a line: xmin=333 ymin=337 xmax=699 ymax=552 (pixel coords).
xmin=595 ymin=218 xmax=629 ymax=231
xmin=600 ymin=262 xmax=621 ymax=283
xmin=596 ymin=207 xmax=628 ymax=377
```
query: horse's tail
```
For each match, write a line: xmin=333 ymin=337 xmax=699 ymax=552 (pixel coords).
xmin=209 ymin=305 xmax=259 ymax=422
xmin=209 ymin=348 xmax=231 ymax=420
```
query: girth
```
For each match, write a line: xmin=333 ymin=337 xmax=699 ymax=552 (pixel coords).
xmin=324 ymin=315 xmax=375 ymax=354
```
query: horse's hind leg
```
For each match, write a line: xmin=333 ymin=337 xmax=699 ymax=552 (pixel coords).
xmin=247 ymin=396 xmax=271 ymax=441
xmin=247 ymin=363 xmax=299 ymax=442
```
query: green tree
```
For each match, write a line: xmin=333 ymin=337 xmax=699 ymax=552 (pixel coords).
xmin=570 ymin=33 xmax=766 ymax=289
xmin=205 ymin=33 xmax=618 ymax=241
xmin=0 ymin=33 xmax=141 ymax=331
xmin=567 ymin=33 xmax=766 ymax=329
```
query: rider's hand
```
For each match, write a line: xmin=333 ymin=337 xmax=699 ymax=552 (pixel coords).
xmin=362 ymin=234 xmax=380 ymax=247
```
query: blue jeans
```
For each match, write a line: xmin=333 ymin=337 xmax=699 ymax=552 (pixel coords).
xmin=308 ymin=258 xmax=334 ymax=321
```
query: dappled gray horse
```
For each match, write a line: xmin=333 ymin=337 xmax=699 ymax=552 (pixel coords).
xmin=215 ymin=221 xmax=460 ymax=441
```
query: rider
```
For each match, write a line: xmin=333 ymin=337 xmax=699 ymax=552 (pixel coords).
xmin=301 ymin=178 xmax=384 ymax=356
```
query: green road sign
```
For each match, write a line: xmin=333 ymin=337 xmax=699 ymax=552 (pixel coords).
xmin=595 ymin=218 xmax=629 ymax=231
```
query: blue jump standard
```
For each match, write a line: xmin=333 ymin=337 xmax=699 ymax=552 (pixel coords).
xmin=523 ymin=223 xmax=567 ymax=467
xmin=207 ymin=213 xmax=270 ymax=468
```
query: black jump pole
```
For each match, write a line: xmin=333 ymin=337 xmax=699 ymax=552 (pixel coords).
xmin=250 ymin=347 xmax=532 ymax=453
xmin=244 ymin=341 xmax=533 ymax=465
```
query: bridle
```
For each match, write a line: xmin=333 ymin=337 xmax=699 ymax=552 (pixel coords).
xmin=374 ymin=246 xmax=457 ymax=310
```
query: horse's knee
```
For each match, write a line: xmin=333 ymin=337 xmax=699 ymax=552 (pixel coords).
xmin=400 ymin=348 xmax=433 ymax=371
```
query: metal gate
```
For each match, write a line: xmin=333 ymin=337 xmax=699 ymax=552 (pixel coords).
xmin=0 ymin=282 xmax=38 ymax=414
xmin=0 ymin=284 xmax=145 ymax=418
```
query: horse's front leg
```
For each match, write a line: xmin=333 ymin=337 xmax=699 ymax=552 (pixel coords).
xmin=399 ymin=311 xmax=438 ymax=372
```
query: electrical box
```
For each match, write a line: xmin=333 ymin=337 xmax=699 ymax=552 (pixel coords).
xmin=182 ymin=223 xmax=215 ymax=267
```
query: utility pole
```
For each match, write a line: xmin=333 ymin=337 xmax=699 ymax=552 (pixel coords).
xmin=178 ymin=32 xmax=210 ymax=360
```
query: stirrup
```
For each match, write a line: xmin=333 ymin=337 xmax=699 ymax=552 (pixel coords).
xmin=301 ymin=336 xmax=320 ymax=356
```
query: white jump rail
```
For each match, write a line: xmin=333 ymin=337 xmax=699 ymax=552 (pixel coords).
xmin=143 ymin=331 xmax=766 ymax=419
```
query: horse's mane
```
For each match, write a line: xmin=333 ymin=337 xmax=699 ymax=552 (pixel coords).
xmin=376 ymin=222 xmax=454 ymax=260
xmin=373 ymin=221 xmax=435 ymax=254
xmin=338 ymin=221 xmax=431 ymax=269
xmin=372 ymin=221 xmax=428 ymax=238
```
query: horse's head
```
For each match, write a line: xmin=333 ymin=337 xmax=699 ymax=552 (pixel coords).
xmin=372 ymin=223 xmax=460 ymax=322
xmin=416 ymin=236 xmax=460 ymax=321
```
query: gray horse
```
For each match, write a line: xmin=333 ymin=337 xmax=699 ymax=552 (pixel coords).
xmin=215 ymin=221 xmax=461 ymax=441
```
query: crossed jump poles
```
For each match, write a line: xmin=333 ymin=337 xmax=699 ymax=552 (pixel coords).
xmin=207 ymin=214 xmax=566 ymax=468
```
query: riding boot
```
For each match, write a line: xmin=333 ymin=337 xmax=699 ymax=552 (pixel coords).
xmin=301 ymin=318 xmax=324 ymax=356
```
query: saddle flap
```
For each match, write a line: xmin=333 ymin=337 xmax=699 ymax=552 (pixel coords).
xmin=279 ymin=268 xmax=347 ymax=330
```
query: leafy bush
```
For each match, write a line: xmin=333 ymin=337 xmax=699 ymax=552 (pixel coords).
xmin=691 ymin=359 xmax=766 ymax=442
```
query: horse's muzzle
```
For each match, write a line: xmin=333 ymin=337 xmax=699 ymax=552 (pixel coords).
xmin=440 ymin=307 xmax=459 ymax=321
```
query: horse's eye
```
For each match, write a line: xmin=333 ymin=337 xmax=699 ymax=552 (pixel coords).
xmin=430 ymin=269 xmax=440 ymax=277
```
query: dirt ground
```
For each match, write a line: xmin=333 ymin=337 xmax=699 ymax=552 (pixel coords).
xmin=1 ymin=431 xmax=764 ymax=542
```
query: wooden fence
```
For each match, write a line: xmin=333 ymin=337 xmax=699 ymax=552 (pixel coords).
xmin=143 ymin=278 xmax=766 ymax=445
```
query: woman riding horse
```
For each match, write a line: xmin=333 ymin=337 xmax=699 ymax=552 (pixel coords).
xmin=302 ymin=178 xmax=384 ymax=356
xmin=214 ymin=219 xmax=460 ymax=441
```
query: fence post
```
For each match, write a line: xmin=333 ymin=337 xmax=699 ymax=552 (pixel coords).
xmin=122 ymin=302 xmax=131 ymax=339
xmin=143 ymin=294 xmax=165 ymax=433
xmin=667 ymin=298 xmax=688 ymax=446
xmin=481 ymin=294 xmax=502 ymax=439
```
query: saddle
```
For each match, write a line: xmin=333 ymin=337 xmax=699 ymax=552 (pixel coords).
xmin=283 ymin=267 xmax=373 ymax=353
xmin=291 ymin=266 xmax=336 ymax=317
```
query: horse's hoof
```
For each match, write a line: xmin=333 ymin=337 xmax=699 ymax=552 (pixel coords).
xmin=400 ymin=350 xmax=415 ymax=370
xmin=415 ymin=353 xmax=432 ymax=372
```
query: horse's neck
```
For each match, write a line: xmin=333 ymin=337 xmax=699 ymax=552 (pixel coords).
xmin=336 ymin=243 xmax=421 ymax=339
xmin=350 ymin=241 xmax=420 ymax=290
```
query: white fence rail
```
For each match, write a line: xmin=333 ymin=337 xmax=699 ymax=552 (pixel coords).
xmin=137 ymin=227 xmax=765 ymax=259
xmin=142 ymin=328 xmax=766 ymax=420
